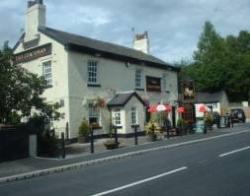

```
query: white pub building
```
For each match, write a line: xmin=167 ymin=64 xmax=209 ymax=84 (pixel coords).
xmin=14 ymin=0 xmax=179 ymax=139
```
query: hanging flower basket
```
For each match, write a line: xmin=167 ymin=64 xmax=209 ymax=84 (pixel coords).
xmin=88 ymin=97 xmax=106 ymax=108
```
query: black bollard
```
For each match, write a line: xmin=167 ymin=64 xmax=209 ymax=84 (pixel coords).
xmin=65 ymin=122 xmax=69 ymax=140
xmin=166 ymin=127 xmax=170 ymax=138
xmin=132 ymin=125 xmax=139 ymax=145
xmin=114 ymin=126 xmax=118 ymax=145
xmin=217 ymin=116 xmax=220 ymax=129
xmin=90 ymin=126 xmax=94 ymax=154
xmin=203 ymin=124 xmax=207 ymax=134
xmin=61 ymin=132 xmax=66 ymax=159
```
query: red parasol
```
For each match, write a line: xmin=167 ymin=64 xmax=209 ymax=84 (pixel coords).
xmin=177 ymin=106 xmax=185 ymax=113
xmin=198 ymin=104 xmax=210 ymax=113
xmin=148 ymin=104 xmax=172 ymax=113
xmin=147 ymin=105 xmax=157 ymax=113
xmin=164 ymin=104 xmax=172 ymax=112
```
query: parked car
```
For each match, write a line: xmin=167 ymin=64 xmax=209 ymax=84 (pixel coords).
xmin=230 ymin=108 xmax=246 ymax=123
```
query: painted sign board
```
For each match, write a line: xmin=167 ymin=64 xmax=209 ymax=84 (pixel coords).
xmin=14 ymin=43 xmax=52 ymax=64
xmin=146 ymin=76 xmax=161 ymax=92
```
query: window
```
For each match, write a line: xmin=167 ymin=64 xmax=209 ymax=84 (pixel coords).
xmin=88 ymin=104 xmax=100 ymax=125
xmin=113 ymin=109 xmax=121 ymax=126
xmin=131 ymin=107 xmax=137 ymax=125
xmin=88 ymin=60 xmax=98 ymax=84
xmin=135 ymin=69 xmax=143 ymax=89
xmin=42 ymin=61 xmax=52 ymax=87
xmin=162 ymin=74 xmax=167 ymax=92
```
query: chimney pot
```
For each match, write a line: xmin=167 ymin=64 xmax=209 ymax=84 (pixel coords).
xmin=27 ymin=0 xmax=43 ymax=8
xmin=36 ymin=0 xmax=43 ymax=4
xmin=27 ymin=1 xmax=35 ymax=8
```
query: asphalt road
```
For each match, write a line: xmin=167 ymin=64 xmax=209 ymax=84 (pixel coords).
xmin=1 ymin=125 xmax=250 ymax=196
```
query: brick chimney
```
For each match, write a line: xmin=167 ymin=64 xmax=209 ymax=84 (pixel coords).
xmin=25 ymin=0 xmax=46 ymax=41
xmin=133 ymin=31 xmax=150 ymax=54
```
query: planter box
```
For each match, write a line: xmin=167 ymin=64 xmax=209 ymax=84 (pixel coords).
xmin=104 ymin=140 xmax=119 ymax=149
xmin=78 ymin=136 xmax=88 ymax=143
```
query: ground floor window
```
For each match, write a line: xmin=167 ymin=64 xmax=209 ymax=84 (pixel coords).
xmin=131 ymin=107 xmax=138 ymax=125
xmin=113 ymin=109 xmax=121 ymax=126
xmin=88 ymin=104 xmax=100 ymax=125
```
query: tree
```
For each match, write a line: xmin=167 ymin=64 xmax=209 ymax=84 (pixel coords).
xmin=0 ymin=42 xmax=60 ymax=124
xmin=191 ymin=21 xmax=228 ymax=92
xmin=182 ymin=21 xmax=250 ymax=102
xmin=225 ymin=31 xmax=250 ymax=101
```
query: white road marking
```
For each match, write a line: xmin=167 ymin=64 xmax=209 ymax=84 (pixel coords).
xmin=90 ymin=166 xmax=187 ymax=196
xmin=219 ymin=146 xmax=250 ymax=158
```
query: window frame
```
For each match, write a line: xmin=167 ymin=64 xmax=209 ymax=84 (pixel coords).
xmin=135 ymin=69 xmax=143 ymax=90
xmin=88 ymin=104 xmax=101 ymax=126
xmin=162 ymin=73 xmax=167 ymax=92
xmin=87 ymin=60 xmax=99 ymax=85
xmin=42 ymin=61 xmax=52 ymax=87
xmin=113 ymin=109 xmax=122 ymax=126
xmin=130 ymin=107 xmax=138 ymax=125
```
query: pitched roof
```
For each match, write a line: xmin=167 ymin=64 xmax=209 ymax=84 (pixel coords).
xmin=38 ymin=27 xmax=178 ymax=72
xmin=107 ymin=91 xmax=146 ymax=107
xmin=195 ymin=91 xmax=226 ymax=103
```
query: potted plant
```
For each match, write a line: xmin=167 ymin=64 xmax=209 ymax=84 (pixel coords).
xmin=103 ymin=126 xmax=120 ymax=149
xmin=78 ymin=119 xmax=90 ymax=143
xmin=177 ymin=118 xmax=186 ymax=135
xmin=145 ymin=121 xmax=160 ymax=141
xmin=204 ymin=112 xmax=213 ymax=130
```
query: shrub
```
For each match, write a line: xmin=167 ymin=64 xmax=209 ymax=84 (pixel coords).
xmin=78 ymin=119 xmax=90 ymax=137
xmin=177 ymin=118 xmax=186 ymax=128
xmin=145 ymin=121 xmax=160 ymax=136
xmin=204 ymin=112 xmax=213 ymax=126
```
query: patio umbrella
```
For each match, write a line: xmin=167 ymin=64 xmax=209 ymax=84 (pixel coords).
xmin=156 ymin=104 xmax=166 ymax=112
xmin=199 ymin=104 xmax=210 ymax=113
xmin=177 ymin=106 xmax=185 ymax=113
xmin=156 ymin=104 xmax=172 ymax=112
xmin=164 ymin=104 xmax=172 ymax=112
xmin=148 ymin=105 xmax=157 ymax=113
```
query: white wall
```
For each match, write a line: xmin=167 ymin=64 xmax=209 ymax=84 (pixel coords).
xmin=14 ymin=33 xmax=70 ymax=137
xmin=124 ymin=96 xmax=145 ymax=133
xmin=67 ymin=51 xmax=178 ymax=137
xmin=14 ymin=34 xmax=178 ymax=139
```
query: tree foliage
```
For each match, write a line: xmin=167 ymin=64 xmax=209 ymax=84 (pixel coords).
xmin=0 ymin=42 xmax=60 ymax=124
xmin=182 ymin=21 xmax=250 ymax=102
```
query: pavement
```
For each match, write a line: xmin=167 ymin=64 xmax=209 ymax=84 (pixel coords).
xmin=0 ymin=123 xmax=248 ymax=184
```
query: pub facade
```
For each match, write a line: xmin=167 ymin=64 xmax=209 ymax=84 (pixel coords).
xmin=13 ymin=0 xmax=179 ymax=139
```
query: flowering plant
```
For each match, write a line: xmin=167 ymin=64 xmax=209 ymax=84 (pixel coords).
xmin=88 ymin=97 xmax=106 ymax=108
xmin=145 ymin=121 xmax=161 ymax=136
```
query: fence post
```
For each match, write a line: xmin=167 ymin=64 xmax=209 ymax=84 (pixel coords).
xmin=114 ymin=126 xmax=118 ymax=145
xmin=61 ymin=132 xmax=66 ymax=159
xmin=203 ymin=124 xmax=207 ymax=134
xmin=65 ymin=122 xmax=69 ymax=140
xmin=90 ymin=126 xmax=94 ymax=154
xmin=29 ymin=134 xmax=37 ymax=157
xmin=132 ymin=125 xmax=139 ymax=145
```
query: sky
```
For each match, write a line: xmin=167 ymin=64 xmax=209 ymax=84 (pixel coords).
xmin=0 ymin=0 xmax=249 ymax=63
